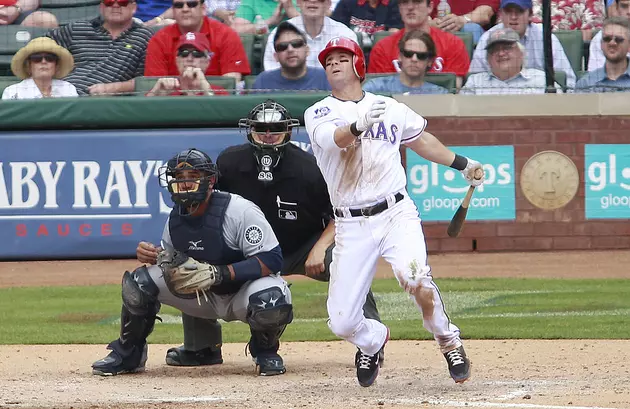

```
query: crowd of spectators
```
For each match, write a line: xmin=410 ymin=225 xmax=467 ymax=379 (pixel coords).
xmin=2 ymin=0 xmax=629 ymax=100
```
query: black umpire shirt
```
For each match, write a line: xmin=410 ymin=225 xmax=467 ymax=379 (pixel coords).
xmin=215 ymin=143 xmax=333 ymax=256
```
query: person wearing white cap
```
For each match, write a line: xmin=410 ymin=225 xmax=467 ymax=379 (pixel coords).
xmin=2 ymin=37 xmax=77 ymax=100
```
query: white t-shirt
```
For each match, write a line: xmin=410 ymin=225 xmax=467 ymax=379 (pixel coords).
xmin=304 ymin=92 xmax=427 ymax=208
xmin=263 ymin=16 xmax=358 ymax=71
xmin=2 ymin=78 xmax=78 ymax=100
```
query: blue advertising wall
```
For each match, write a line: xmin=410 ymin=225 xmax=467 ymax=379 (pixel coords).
xmin=406 ymin=146 xmax=516 ymax=222
xmin=0 ymin=128 xmax=313 ymax=259
xmin=585 ymin=144 xmax=630 ymax=219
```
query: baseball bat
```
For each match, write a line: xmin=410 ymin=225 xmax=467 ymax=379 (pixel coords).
xmin=446 ymin=168 xmax=484 ymax=238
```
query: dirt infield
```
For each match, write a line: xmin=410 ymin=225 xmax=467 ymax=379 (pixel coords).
xmin=1 ymin=250 xmax=630 ymax=409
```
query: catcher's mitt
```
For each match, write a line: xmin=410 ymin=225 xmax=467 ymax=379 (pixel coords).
xmin=158 ymin=249 xmax=224 ymax=304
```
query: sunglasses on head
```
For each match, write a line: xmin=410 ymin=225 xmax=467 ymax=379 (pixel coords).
xmin=29 ymin=53 xmax=58 ymax=63
xmin=173 ymin=0 xmax=199 ymax=8
xmin=177 ymin=48 xmax=207 ymax=58
xmin=274 ymin=39 xmax=306 ymax=52
xmin=102 ymin=0 xmax=133 ymax=6
xmin=401 ymin=49 xmax=431 ymax=60
xmin=603 ymin=35 xmax=626 ymax=44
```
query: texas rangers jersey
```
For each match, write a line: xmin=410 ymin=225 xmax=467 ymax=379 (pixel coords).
xmin=304 ymin=92 xmax=427 ymax=208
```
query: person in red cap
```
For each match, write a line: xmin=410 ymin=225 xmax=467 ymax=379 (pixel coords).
xmin=304 ymin=36 xmax=483 ymax=388
xmin=146 ymin=32 xmax=230 ymax=96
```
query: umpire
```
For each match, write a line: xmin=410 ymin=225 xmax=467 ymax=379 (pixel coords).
xmin=166 ymin=99 xmax=385 ymax=368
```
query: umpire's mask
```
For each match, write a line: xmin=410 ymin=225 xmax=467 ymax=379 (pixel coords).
xmin=238 ymin=99 xmax=300 ymax=183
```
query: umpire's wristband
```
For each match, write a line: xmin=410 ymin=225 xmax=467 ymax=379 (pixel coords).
xmin=350 ymin=122 xmax=362 ymax=137
xmin=450 ymin=154 xmax=468 ymax=171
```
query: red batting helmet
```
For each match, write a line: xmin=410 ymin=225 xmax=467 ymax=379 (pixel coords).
xmin=318 ymin=36 xmax=366 ymax=82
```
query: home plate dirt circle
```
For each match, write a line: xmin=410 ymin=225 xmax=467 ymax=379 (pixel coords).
xmin=1 ymin=251 xmax=629 ymax=409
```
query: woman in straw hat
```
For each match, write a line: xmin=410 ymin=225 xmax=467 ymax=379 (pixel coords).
xmin=2 ymin=37 xmax=78 ymax=100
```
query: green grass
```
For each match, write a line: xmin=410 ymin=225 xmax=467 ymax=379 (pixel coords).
xmin=1 ymin=278 xmax=629 ymax=344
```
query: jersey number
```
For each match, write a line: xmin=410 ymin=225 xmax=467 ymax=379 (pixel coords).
xmin=362 ymin=123 xmax=398 ymax=144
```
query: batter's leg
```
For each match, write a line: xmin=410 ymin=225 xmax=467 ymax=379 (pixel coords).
xmin=379 ymin=199 xmax=471 ymax=383
xmin=164 ymin=314 xmax=223 ymax=366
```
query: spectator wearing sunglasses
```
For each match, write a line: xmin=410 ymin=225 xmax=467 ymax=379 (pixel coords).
xmin=146 ymin=32 xmax=230 ymax=95
xmin=252 ymin=21 xmax=330 ymax=92
xmin=145 ymin=0 xmax=251 ymax=81
xmin=47 ymin=0 xmax=153 ymax=96
xmin=577 ymin=17 xmax=630 ymax=92
xmin=368 ymin=0 xmax=469 ymax=89
xmin=363 ymin=30 xmax=448 ymax=94
xmin=461 ymin=27 xmax=562 ymax=94
xmin=589 ymin=0 xmax=630 ymax=71
xmin=3 ymin=37 xmax=77 ymax=99
xmin=262 ymin=0 xmax=357 ymax=71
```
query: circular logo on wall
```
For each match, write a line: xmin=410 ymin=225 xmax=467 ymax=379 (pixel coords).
xmin=261 ymin=155 xmax=273 ymax=167
xmin=520 ymin=150 xmax=579 ymax=210
xmin=245 ymin=225 xmax=264 ymax=245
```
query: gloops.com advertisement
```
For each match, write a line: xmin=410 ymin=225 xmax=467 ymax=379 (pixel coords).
xmin=406 ymin=145 xmax=516 ymax=221
xmin=585 ymin=144 xmax=630 ymax=219
xmin=0 ymin=128 xmax=313 ymax=260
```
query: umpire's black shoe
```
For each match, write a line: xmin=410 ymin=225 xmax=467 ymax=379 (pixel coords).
xmin=443 ymin=345 xmax=471 ymax=384
xmin=355 ymin=347 xmax=385 ymax=368
xmin=92 ymin=341 xmax=147 ymax=376
xmin=165 ymin=345 xmax=223 ymax=366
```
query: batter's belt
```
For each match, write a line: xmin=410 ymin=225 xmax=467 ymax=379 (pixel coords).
xmin=334 ymin=192 xmax=404 ymax=218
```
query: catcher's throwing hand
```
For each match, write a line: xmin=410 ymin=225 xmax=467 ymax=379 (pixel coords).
xmin=460 ymin=158 xmax=485 ymax=187
xmin=136 ymin=241 xmax=161 ymax=265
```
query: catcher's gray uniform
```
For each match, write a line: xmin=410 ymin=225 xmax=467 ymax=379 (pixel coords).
xmin=149 ymin=193 xmax=291 ymax=322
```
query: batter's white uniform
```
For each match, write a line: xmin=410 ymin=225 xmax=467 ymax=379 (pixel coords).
xmin=304 ymin=92 xmax=462 ymax=356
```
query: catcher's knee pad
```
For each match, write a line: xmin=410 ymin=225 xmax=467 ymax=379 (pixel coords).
xmin=247 ymin=287 xmax=293 ymax=350
xmin=122 ymin=266 xmax=160 ymax=316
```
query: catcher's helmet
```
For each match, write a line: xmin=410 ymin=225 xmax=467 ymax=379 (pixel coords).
xmin=159 ymin=148 xmax=218 ymax=214
xmin=318 ymin=36 xmax=366 ymax=82
xmin=238 ymin=99 xmax=300 ymax=182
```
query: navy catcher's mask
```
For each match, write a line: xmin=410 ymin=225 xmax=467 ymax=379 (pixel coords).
xmin=238 ymin=99 xmax=300 ymax=183
xmin=159 ymin=148 xmax=218 ymax=216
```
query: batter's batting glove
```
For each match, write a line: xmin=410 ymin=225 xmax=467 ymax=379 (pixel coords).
xmin=355 ymin=100 xmax=387 ymax=132
xmin=460 ymin=158 xmax=485 ymax=187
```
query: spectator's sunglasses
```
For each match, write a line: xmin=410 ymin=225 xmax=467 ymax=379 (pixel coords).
xmin=178 ymin=49 xmax=208 ymax=58
xmin=401 ymin=49 xmax=432 ymax=60
xmin=29 ymin=53 xmax=59 ymax=63
xmin=173 ymin=1 xmax=200 ymax=8
xmin=275 ymin=39 xmax=306 ymax=52
xmin=603 ymin=35 xmax=626 ymax=44
xmin=102 ymin=0 xmax=134 ymax=6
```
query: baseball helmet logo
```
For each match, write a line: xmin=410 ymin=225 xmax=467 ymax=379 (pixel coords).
xmin=318 ymin=36 xmax=366 ymax=82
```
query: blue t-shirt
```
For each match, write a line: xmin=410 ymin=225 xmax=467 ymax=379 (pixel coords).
xmin=251 ymin=67 xmax=331 ymax=92
xmin=363 ymin=75 xmax=449 ymax=94
xmin=134 ymin=0 xmax=172 ymax=22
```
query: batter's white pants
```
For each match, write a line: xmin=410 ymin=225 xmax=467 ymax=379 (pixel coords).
xmin=328 ymin=196 xmax=462 ymax=356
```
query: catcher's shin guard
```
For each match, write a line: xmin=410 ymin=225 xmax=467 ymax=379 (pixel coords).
xmin=92 ymin=267 xmax=160 ymax=376
xmin=246 ymin=287 xmax=293 ymax=376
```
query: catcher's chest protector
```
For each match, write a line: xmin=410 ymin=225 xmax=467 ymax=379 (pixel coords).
xmin=169 ymin=192 xmax=244 ymax=266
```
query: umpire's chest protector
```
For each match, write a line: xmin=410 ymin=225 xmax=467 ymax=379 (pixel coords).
xmin=168 ymin=192 xmax=244 ymax=266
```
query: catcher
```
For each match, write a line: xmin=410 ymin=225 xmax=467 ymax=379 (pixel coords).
xmin=91 ymin=148 xmax=293 ymax=377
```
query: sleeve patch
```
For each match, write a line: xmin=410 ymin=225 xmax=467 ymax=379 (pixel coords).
xmin=245 ymin=225 xmax=264 ymax=245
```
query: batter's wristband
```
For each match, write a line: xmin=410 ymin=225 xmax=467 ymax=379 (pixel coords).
xmin=450 ymin=154 xmax=468 ymax=171
xmin=350 ymin=122 xmax=362 ymax=137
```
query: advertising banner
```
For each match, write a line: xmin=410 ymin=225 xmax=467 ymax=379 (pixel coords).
xmin=585 ymin=144 xmax=630 ymax=219
xmin=406 ymin=146 xmax=516 ymax=221
xmin=0 ymin=128 xmax=313 ymax=259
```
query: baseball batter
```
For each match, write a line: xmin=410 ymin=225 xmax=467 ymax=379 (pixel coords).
xmin=304 ymin=37 xmax=485 ymax=387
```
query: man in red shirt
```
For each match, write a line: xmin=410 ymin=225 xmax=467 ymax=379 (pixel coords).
xmin=430 ymin=0 xmax=500 ymax=43
xmin=367 ymin=0 xmax=470 ymax=88
xmin=144 ymin=0 xmax=251 ymax=80
xmin=146 ymin=32 xmax=230 ymax=96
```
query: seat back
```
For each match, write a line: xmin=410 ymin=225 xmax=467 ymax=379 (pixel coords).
xmin=453 ymin=31 xmax=474 ymax=61
xmin=425 ymin=72 xmax=457 ymax=93
xmin=553 ymin=30 xmax=584 ymax=74
xmin=0 ymin=76 xmax=21 ymax=96
xmin=39 ymin=4 xmax=101 ymax=25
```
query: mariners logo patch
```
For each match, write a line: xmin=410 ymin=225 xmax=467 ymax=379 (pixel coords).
xmin=313 ymin=106 xmax=330 ymax=119
xmin=245 ymin=225 xmax=264 ymax=245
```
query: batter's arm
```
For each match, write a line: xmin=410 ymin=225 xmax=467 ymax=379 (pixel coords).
xmin=406 ymin=131 xmax=456 ymax=167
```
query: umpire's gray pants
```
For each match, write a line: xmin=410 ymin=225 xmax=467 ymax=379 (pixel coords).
xmin=147 ymin=265 xmax=292 ymax=322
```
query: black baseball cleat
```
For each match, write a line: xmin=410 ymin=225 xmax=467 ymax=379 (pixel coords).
xmin=356 ymin=350 xmax=381 ymax=387
xmin=443 ymin=345 xmax=471 ymax=383
xmin=92 ymin=341 xmax=147 ymax=376
xmin=355 ymin=346 xmax=385 ymax=368
xmin=165 ymin=345 xmax=223 ymax=366
xmin=253 ymin=353 xmax=286 ymax=376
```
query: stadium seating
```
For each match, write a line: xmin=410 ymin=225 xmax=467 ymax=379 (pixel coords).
xmin=0 ymin=76 xmax=20 ymax=96
xmin=0 ymin=26 xmax=50 ymax=75
xmin=133 ymin=75 xmax=237 ymax=95
xmin=39 ymin=4 xmax=100 ymax=25
xmin=554 ymin=30 xmax=584 ymax=74
xmin=239 ymin=34 xmax=257 ymax=74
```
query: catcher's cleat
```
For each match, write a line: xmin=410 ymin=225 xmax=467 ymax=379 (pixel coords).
xmin=165 ymin=345 xmax=223 ymax=366
xmin=254 ymin=353 xmax=286 ymax=376
xmin=92 ymin=342 xmax=147 ymax=376
xmin=443 ymin=345 xmax=471 ymax=384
